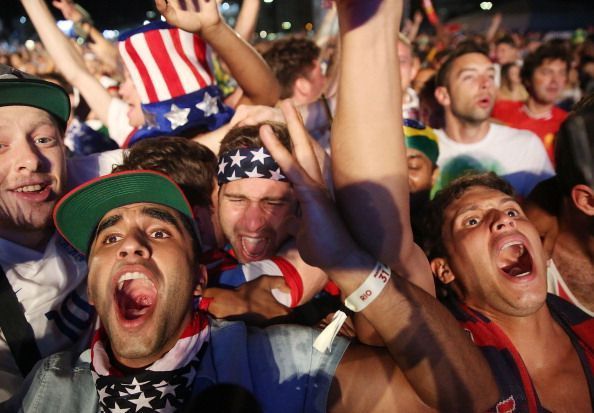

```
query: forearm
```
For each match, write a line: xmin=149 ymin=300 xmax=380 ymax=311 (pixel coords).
xmin=233 ymin=0 xmax=260 ymax=42
xmin=327 ymin=251 xmax=498 ymax=411
xmin=20 ymin=0 xmax=112 ymax=123
xmin=331 ymin=0 xmax=414 ymax=269
xmin=200 ymin=22 xmax=280 ymax=106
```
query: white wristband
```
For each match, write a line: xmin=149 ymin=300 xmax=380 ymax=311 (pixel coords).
xmin=313 ymin=262 xmax=391 ymax=353
xmin=344 ymin=262 xmax=391 ymax=312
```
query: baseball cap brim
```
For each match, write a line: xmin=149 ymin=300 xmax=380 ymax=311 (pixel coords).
xmin=54 ymin=170 xmax=194 ymax=254
xmin=0 ymin=78 xmax=70 ymax=127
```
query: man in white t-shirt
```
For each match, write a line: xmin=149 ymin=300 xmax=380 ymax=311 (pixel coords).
xmin=0 ymin=65 xmax=121 ymax=400
xmin=433 ymin=44 xmax=553 ymax=197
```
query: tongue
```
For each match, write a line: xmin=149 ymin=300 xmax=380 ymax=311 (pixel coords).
xmin=118 ymin=279 xmax=156 ymax=320
xmin=241 ymin=237 xmax=267 ymax=257
xmin=498 ymin=244 xmax=531 ymax=277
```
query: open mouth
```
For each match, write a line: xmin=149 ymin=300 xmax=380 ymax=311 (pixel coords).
xmin=12 ymin=183 xmax=52 ymax=201
xmin=497 ymin=241 xmax=533 ymax=278
xmin=240 ymin=236 xmax=270 ymax=260
xmin=115 ymin=272 xmax=157 ymax=322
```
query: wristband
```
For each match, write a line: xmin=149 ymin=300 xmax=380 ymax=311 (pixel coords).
xmin=313 ymin=262 xmax=391 ymax=353
xmin=344 ymin=262 xmax=391 ymax=312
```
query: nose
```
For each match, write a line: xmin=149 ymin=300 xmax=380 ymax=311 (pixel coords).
xmin=490 ymin=210 xmax=516 ymax=232
xmin=15 ymin=140 xmax=41 ymax=172
xmin=117 ymin=231 xmax=151 ymax=260
xmin=242 ymin=202 xmax=267 ymax=233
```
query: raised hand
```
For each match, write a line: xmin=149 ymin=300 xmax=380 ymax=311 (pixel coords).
xmin=52 ymin=0 xmax=83 ymax=22
xmin=259 ymin=101 xmax=361 ymax=273
xmin=155 ymin=0 xmax=221 ymax=34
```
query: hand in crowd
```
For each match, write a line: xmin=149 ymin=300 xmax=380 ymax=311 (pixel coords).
xmin=52 ymin=0 xmax=83 ymax=22
xmin=155 ymin=0 xmax=222 ymax=35
xmin=260 ymin=101 xmax=360 ymax=275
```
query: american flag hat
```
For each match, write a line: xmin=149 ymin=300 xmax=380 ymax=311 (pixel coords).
xmin=118 ymin=21 xmax=234 ymax=146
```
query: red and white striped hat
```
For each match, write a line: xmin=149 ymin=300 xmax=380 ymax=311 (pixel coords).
xmin=118 ymin=21 xmax=233 ymax=146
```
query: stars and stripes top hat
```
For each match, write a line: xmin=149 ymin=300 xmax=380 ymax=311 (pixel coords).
xmin=118 ymin=20 xmax=234 ymax=146
xmin=217 ymin=147 xmax=288 ymax=185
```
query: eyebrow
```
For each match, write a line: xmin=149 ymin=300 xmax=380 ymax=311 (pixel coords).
xmin=141 ymin=206 xmax=182 ymax=231
xmin=455 ymin=196 xmax=518 ymax=217
xmin=95 ymin=214 xmax=122 ymax=238
xmin=456 ymin=66 xmax=495 ymax=78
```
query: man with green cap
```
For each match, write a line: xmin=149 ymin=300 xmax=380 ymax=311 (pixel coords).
xmin=0 ymin=65 xmax=119 ymax=400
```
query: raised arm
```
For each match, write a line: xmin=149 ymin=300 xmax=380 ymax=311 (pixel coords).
xmin=260 ymin=99 xmax=499 ymax=412
xmin=156 ymin=0 xmax=280 ymax=107
xmin=330 ymin=0 xmax=434 ymax=294
xmin=20 ymin=0 xmax=113 ymax=124
xmin=233 ymin=0 xmax=261 ymax=42
xmin=52 ymin=0 xmax=119 ymax=72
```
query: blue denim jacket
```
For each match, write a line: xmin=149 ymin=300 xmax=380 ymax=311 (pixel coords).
xmin=1 ymin=319 xmax=349 ymax=413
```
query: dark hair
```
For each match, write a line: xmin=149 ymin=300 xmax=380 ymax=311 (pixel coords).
xmin=112 ymin=137 xmax=217 ymax=209
xmin=554 ymin=108 xmax=594 ymax=194
xmin=500 ymin=62 xmax=520 ymax=89
xmin=262 ymin=36 xmax=321 ymax=99
xmin=423 ymin=172 xmax=515 ymax=260
xmin=218 ymin=122 xmax=292 ymax=157
xmin=495 ymin=35 xmax=516 ymax=48
xmin=435 ymin=42 xmax=490 ymax=88
xmin=520 ymin=42 xmax=571 ymax=88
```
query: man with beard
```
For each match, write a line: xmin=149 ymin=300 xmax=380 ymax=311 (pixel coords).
xmin=433 ymin=44 xmax=554 ymax=197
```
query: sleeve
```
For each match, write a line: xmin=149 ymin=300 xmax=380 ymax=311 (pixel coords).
xmin=106 ymin=98 xmax=135 ymax=146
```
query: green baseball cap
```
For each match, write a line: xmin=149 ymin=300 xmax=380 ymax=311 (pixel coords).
xmin=53 ymin=170 xmax=195 ymax=254
xmin=0 ymin=64 xmax=70 ymax=128
xmin=403 ymin=118 xmax=439 ymax=165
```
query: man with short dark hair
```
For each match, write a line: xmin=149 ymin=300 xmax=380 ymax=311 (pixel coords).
xmin=433 ymin=45 xmax=554 ymax=197
xmin=262 ymin=37 xmax=326 ymax=106
xmin=492 ymin=42 xmax=571 ymax=161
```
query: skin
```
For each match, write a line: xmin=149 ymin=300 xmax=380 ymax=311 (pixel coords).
xmin=433 ymin=186 xmax=548 ymax=319
xmin=397 ymin=40 xmax=414 ymax=92
xmin=495 ymin=43 xmax=518 ymax=65
xmin=218 ymin=178 xmax=297 ymax=263
xmin=406 ymin=148 xmax=435 ymax=194
xmin=527 ymin=58 xmax=568 ymax=108
xmin=87 ymin=203 xmax=202 ymax=369
xmin=0 ymin=106 xmax=66 ymax=250
xmin=118 ymin=71 xmax=145 ymax=128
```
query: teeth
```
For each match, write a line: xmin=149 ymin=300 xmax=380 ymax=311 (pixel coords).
xmin=500 ymin=241 xmax=524 ymax=255
xmin=15 ymin=184 xmax=43 ymax=193
xmin=117 ymin=272 xmax=150 ymax=291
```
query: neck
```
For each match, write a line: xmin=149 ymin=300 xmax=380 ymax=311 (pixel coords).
xmin=556 ymin=201 xmax=594 ymax=262
xmin=487 ymin=304 xmax=566 ymax=367
xmin=0 ymin=226 xmax=53 ymax=252
xmin=525 ymin=97 xmax=553 ymax=117
xmin=444 ymin=114 xmax=491 ymax=143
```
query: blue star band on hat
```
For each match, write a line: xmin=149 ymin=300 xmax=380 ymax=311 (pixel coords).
xmin=217 ymin=147 xmax=288 ymax=185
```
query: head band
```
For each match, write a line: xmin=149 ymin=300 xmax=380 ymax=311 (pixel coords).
xmin=217 ymin=147 xmax=288 ymax=185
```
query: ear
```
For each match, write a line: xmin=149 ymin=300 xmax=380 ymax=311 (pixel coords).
xmin=193 ymin=264 xmax=208 ymax=297
xmin=431 ymin=166 xmax=440 ymax=187
xmin=430 ymin=258 xmax=456 ymax=284
xmin=293 ymin=77 xmax=312 ymax=100
xmin=434 ymin=86 xmax=450 ymax=107
xmin=570 ymin=184 xmax=594 ymax=216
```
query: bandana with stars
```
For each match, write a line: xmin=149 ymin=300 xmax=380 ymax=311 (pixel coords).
xmin=217 ymin=147 xmax=288 ymax=185
xmin=91 ymin=313 xmax=209 ymax=413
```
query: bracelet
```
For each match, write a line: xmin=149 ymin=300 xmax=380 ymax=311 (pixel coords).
xmin=313 ymin=261 xmax=391 ymax=353
xmin=344 ymin=261 xmax=391 ymax=312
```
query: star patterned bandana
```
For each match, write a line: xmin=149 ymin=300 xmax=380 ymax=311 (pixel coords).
xmin=217 ymin=147 xmax=288 ymax=185
xmin=91 ymin=313 xmax=209 ymax=413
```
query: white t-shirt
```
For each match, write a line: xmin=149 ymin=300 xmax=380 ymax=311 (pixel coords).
xmin=107 ymin=97 xmax=135 ymax=147
xmin=0 ymin=150 xmax=122 ymax=400
xmin=435 ymin=122 xmax=554 ymax=197
xmin=0 ymin=235 xmax=92 ymax=401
